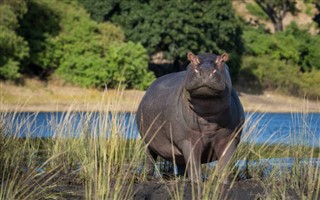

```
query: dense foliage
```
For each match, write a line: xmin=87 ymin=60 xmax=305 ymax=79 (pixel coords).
xmin=79 ymin=0 xmax=244 ymax=78
xmin=1 ymin=0 xmax=154 ymax=89
xmin=244 ymin=23 xmax=320 ymax=72
xmin=0 ymin=0 xmax=29 ymax=79
xmin=246 ymin=3 xmax=269 ymax=20
xmin=0 ymin=0 xmax=320 ymax=98
xmin=241 ymin=24 xmax=320 ymax=98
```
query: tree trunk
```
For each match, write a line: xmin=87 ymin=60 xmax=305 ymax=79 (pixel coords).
xmin=274 ymin=20 xmax=283 ymax=32
xmin=255 ymin=0 xmax=291 ymax=32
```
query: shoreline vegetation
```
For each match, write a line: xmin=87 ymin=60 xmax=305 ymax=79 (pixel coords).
xmin=1 ymin=98 xmax=319 ymax=199
xmin=1 ymin=81 xmax=319 ymax=200
xmin=1 ymin=80 xmax=319 ymax=113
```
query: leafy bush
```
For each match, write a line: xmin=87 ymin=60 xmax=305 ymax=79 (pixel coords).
xmin=241 ymin=56 xmax=299 ymax=91
xmin=241 ymin=23 xmax=320 ymax=98
xmin=298 ymin=70 xmax=320 ymax=99
xmin=0 ymin=2 xmax=29 ymax=80
xmin=242 ymin=27 xmax=273 ymax=56
xmin=243 ymin=23 xmax=320 ymax=72
xmin=17 ymin=0 xmax=154 ymax=89
xmin=243 ymin=27 xmax=300 ymax=63
xmin=241 ymin=56 xmax=320 ymax=98
xmin=57 ymin=42 xmax=154 ymax=89
xmin=103 ymin=42 xmax=154 ymax=90
xmin=284 ymin=23 xmax=320 ymax=72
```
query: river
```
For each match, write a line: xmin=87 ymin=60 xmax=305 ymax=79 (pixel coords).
xmin=1 ymin=112 xmax=319 ymax=147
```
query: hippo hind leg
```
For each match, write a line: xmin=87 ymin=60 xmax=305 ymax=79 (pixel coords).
xmin=145 ymin=147 xmax=157 ymax=177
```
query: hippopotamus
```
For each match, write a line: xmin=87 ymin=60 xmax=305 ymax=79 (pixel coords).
xmin=136 ymin=52 xmax=244 ymax=183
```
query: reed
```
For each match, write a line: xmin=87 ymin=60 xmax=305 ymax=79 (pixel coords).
xmin=0 ymin=113 xmax=61 ymax=200
xmin=225 ymin=111 xmax=320 ymax=199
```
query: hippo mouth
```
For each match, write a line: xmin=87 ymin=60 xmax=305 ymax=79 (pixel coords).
xmin=189 ymin=86 xmax=224 ymax=98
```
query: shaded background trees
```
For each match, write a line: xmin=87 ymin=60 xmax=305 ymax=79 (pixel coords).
xmin=79 ymin=0 xmax=244 ymax=79
xmin=237 ymin=0 xmax=320 ymax=98
xmin=0 ymin=0 xmax=28 ymax=80
xmin=1 ymin=0 xmax=154 ymax=89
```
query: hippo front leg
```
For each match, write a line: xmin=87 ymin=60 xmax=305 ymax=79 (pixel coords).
xmin=145 ymin=147 xmax=157 ymax=177
xmin=180 ymin=140 xmax=202 ymax=183
xmin=214 ymin=139 xmax=238 ymax=187
xmin=212 ymin=139 xmax=238 ymax=199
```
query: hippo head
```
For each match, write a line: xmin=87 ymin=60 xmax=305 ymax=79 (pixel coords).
xmin=185 ymin=52 xmax=232 ymax=98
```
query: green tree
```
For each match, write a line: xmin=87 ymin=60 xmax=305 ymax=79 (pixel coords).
xmin=77 ymin=0 xmax=118 ymax=22
xmin=79 ymin=0 xmax=243 ymax=79
xmin=0 ymin=0 xmax=29 ymax=80
xmin=242 ymin=27 xmax=274 ymax=56
xmin=102 ymin=42 xmax=153 ymax=89
xmin=283 ymin=22 xmax=320 ymax=72
xmin=242 ymin=24 xmax=320 ymax=98
xmin=255 ymin=0 xmax=298 ymax=32
xmin=243 ymin=23 xmax=320 ymax=72
xmin=17 ymin=0 xmax=154 ymax=89
xmin=17 ymin=0 xmax=61 ymax=76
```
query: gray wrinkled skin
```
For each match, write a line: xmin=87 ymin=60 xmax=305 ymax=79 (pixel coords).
xmin=136 ymin=52 xmax=244 ymax=183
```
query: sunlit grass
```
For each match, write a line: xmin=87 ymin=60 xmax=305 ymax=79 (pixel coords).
xmin=0 ymin=80 xmax=144 ymax=112
xmin=0 ymin=122 xmax=61 ymax=200
xmin=227 ymin=111 xmax=320 ymax=199
xmin=0 ymin=97 xmax=319 ymax=199
xmin=1 ymin=80 xmax=320 ymax=113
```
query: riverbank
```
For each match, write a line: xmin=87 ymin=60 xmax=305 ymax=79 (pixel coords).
xmin=1 ymin=86 xmax=319 ymax=199
xmin=1 ymin=80 xmax=319 ymax=113
xmin=1 ymin=136 xmax=318 ymax=199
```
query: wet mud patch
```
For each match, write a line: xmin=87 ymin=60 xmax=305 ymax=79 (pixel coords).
xmin=50 ymin=178 xmax=266 ymax=200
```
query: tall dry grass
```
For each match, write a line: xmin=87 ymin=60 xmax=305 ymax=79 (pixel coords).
xmin=0 ymin=89 xmax=152 ymax=199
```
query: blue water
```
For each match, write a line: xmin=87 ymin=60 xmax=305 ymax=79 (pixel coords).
xmin=243 ymin=112 xmax=320 ymax=146
xmin=1 ymin=112 xmax=137 ymax=139
xmin=1 ymin=112 xmax=320 ymax=147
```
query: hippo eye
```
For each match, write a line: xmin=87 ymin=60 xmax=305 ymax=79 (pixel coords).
xmin=210 ymin=68 xmax=217 ymax=77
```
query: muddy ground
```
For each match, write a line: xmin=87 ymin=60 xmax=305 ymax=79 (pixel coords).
xmin=52 ymin=175 xmax=300 ymax=200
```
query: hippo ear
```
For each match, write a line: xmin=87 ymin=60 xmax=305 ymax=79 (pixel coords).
xmin=215 ymin=53 xmax=229 ymax=66
xmin=220 ymin=53 xmax=229 ymax=62
xmin=187 ymin=52 xmax=200 ymax=68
